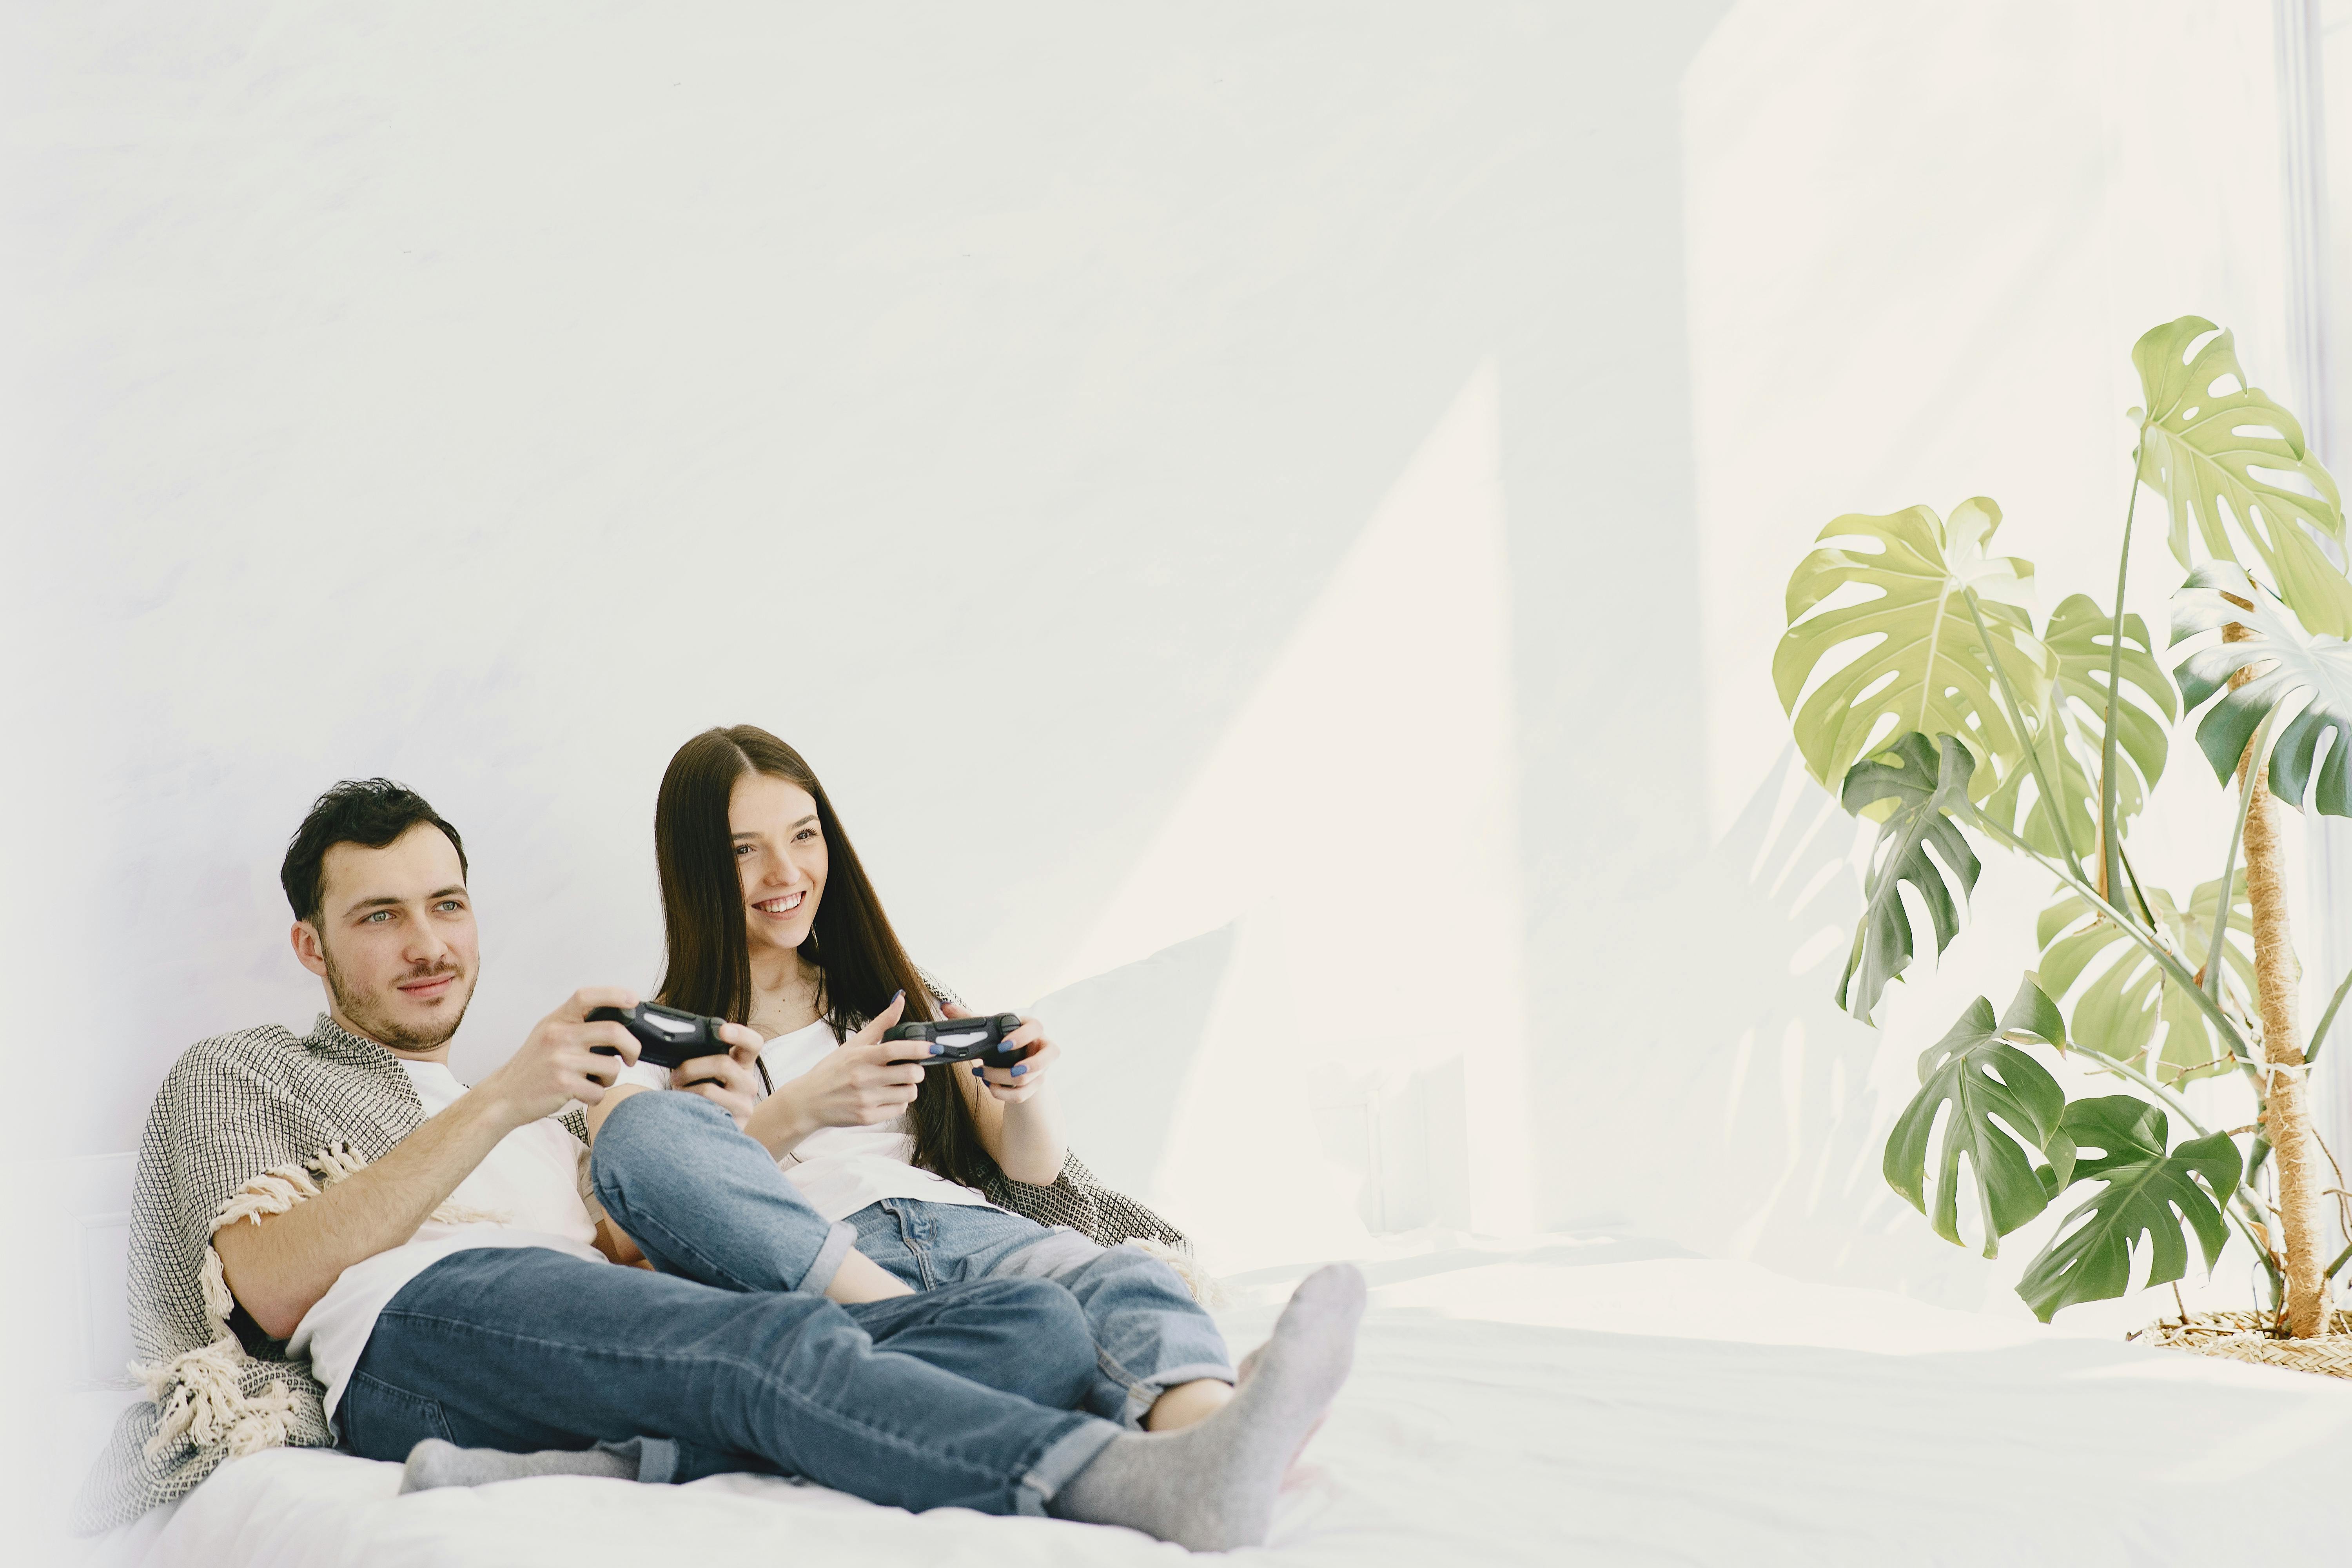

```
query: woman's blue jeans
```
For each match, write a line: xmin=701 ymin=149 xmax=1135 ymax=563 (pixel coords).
xmin=849 ymin=1199 xmax=1235 ymax=1426
xmin=338 ymin=1094 xmax=1120 ymax=1516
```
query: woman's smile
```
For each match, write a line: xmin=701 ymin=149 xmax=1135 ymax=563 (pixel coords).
xmin=753 ymin=891 xmax=805 ymax=917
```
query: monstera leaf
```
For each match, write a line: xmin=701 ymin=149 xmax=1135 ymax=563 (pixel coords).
xmin=1982 ymin=593 xmax=2176 ymax=857
xmin=2134 ymin=316 xmax=2352 ymax=639
xmin=1778 ymin=499 xmax=2052 ymax=799
xmin=1884 ymin=980 xmax=2070 ymax=1257
xmin=2173 ymin=561 xmax=2352 ymax=815
xmin=1837 ymin=733 xmax=1982 ymax=1022
xmin=2036 ymin=875 xmax=2252 ymax=1085
xmin=2014 ymin=1096 xmax=2241 ymax=1322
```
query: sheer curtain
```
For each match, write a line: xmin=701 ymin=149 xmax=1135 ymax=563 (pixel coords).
xmin=2305 ymin=0 xmax=2352 ymax=1270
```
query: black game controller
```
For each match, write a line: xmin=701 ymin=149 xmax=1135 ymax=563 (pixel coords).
xmin=883 ymin=1013 xmax=1028 ymax=1070
xmin=587 ymin=1002 xmax=730 ymax=1071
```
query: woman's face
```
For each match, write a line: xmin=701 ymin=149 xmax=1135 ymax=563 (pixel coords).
xmin=729 ymin=771 xmax=829 ymax=956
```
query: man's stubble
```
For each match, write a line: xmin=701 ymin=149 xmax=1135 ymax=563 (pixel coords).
xmin=321 ymin=940 xmax=473 ymax=1052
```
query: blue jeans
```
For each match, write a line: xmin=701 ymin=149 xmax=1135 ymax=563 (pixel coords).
xmin=594 ymin=1089 xmax=1234 ymax=1428
xmin=339 ymin=1094 xmax=1120 ymax=1515
xmin=849 ymin=1200 xmax=1234 ymax=1426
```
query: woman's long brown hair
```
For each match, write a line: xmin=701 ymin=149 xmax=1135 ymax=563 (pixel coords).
xmin=653 ymin=724 xmax=996 ymax=1189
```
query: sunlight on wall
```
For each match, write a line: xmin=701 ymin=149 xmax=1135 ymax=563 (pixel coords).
xmin=1054 ymin=363 xmax=1533 ymax=1262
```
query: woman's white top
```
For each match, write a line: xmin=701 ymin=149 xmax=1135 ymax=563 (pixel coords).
xmin=617 ymin=1014 xmax=996 ymax=1223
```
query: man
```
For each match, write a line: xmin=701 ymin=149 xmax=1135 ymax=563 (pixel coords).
xmin=82 ymin=779 xmax=1361 ymax=1551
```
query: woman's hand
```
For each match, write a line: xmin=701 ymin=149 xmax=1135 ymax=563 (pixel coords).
xmin=747 ymin=992 xmax=925 ymax=1156
xmin=668 ymin=1022 xmax=766 ymax=1130
xmin=945 ymin=1003 xmax=1067 ymax=1185
xmin=956 ymin=1002 xmax=1059 ymax=1104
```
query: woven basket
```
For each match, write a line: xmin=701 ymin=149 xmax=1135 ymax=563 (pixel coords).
xmin=2133 ymin=1308 xmax=2352 ymax=1379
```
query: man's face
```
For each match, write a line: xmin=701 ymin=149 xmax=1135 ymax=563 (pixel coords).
xmin=292 ymin=823 xmax=480 ymax=1055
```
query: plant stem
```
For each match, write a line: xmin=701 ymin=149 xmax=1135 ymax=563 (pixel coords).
xmin=2240 ymin=1209 xmax=2287 ymax=1309
xmin=2076 ymin=1039 xmax=2213 ymax=1137
xmin=2222 ymin=610 xmax=2327 ymax=1338
xmin=2116 ymin=840 xmax=2160 ymax=929
xmin=2306 ymin=961 xmax=2352 ymax=1069
xmin=2099 ymin=439 xmax=2148 ymax=906
xmin=1966 ymin=589 xmax=2079 ymax=873
xmin=2200 ymin=704 xmax=2274 ymax=1002
xmin=2326 ymin=1240 xmax=2352 ymax=1283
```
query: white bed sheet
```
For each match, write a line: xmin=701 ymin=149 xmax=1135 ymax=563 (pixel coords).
xmin=85 ymin=1235 xmax=2352 ymax=1566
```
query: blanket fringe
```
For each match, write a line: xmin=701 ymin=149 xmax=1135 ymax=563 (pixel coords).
xmin=144 ymin=1142 xmax=377 ymax=1464
xmin=1130 ymin=1238 xmax=1227 ymax=1308
xmin=133 ymin=1336 xmax=298 ymax=1461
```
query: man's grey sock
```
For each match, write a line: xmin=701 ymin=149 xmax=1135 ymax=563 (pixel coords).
xmin=1049 ymin=1262 xmax=1365 ymax=1552
xmin=400 ymin=1438 xmax=639 ymax=1493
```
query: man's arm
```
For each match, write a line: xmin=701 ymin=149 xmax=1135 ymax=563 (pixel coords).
xmin=214 ymin=987 xmax=642 ymax=1341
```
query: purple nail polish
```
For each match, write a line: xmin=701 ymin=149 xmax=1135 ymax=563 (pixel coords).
xmin=929 ymin=1042 xmax=943 ymax=1055
xmin=1011 ymin=1063 xmax=1027 ymax=1076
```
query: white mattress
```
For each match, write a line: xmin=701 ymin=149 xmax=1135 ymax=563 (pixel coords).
xmin=80 ymin=1236 xmax=2352 ymax=1566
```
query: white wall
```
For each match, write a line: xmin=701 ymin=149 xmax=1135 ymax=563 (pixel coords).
xmin=1 ymin=1 xmax=1730 ymax=1263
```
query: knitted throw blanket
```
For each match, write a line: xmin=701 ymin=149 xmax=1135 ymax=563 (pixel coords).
xmin=76 ymin=1015 xmax=443 ymax=1532
xmin=78 ymin=1007 xmax=1195 ymax=1533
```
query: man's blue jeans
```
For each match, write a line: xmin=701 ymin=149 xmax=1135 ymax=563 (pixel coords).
xmin=848 ymin=1200 xmax=1235 ymax=1426
xmin=338 ymin=1094 xmax=1121 ymax=1515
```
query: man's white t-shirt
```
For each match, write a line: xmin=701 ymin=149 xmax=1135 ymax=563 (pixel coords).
xmin=617 ymin=1015 xmax=995 ymax=1223
xmin=286 ymin=1060 xmax=606 ymax=1419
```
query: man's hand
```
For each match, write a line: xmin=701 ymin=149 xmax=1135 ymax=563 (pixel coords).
xmin=746 ymin=992 xmax=927 ymax=1156
xmin=476 ymin=987 xmax=641 ymax=1127
xmin=671 ymin=1024 xmax=765 ymax=1129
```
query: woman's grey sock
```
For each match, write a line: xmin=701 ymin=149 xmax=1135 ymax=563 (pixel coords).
xmin=1049 ymin=1262 xmax=1365 ymax=1551
xmin=399 ymin=1438 xmax=639 ymax=1492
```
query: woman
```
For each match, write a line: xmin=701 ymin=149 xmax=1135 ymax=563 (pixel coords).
xmin=595 ymin=724 xmax=1238 ymax=1434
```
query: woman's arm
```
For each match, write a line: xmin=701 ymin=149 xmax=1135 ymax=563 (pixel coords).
xmin=949 ymin=1007 xmax=1067 ymax=1185
xmin=742 ymin=995 xmax=925 ymax=1158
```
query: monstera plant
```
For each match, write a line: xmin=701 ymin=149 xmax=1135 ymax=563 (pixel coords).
xmin=1776 ymin=317 xmax=2352 ymax=1336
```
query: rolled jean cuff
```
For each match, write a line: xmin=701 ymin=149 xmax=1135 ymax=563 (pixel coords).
xmin=1014 ymin=1418 xmax=1122 ymax=1517
xmin=800 ymin=1221 xmax=858 ymax=1296
xmin=593 ymin=1435 xmax=680 ymax=1484
xmin=1119 ymin=1359 xmax=1238 ymax=1428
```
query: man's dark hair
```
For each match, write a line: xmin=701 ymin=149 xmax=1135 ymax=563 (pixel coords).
xmin=280 ymin=778 xmax=468 ymax=925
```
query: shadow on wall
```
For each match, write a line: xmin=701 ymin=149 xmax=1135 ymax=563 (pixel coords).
xmin=1025 ymin=924 xmax=1235 ymax=1204
xmin=1034 ymin=919 xmax=1478 ymax=1249
xmin=1034 ymin=739 xmax=2016 ymax=1309
xmin=1594 ymin=748 xmax=2002 ymax=1309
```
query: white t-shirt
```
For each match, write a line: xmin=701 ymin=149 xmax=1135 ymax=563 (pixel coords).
xmin=617 ymin=1014 xmax=996 ymax=1222
xmin=286 ymin=1060 xmax=606 ymax=1419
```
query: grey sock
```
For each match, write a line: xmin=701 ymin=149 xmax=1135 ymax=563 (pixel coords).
xmin=399 ymin=1438 xmax=639 ymax=1493
xmin=1049 ymin=1262 xmax=1365 ymax=1551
